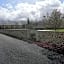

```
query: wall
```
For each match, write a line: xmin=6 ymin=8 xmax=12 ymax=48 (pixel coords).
xmin=0 ymin=29 xmax=64 ymax=44
xmin=35 ymin=31 xmax=64 ymax=44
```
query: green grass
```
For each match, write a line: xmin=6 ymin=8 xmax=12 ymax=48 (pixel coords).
xmin=45 ymin=29 xmax=64 ymax=32
xmin=56 ymin=29 xmax=64 ymax=32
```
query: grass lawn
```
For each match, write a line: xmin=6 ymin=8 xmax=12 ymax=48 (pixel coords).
xmin=56 ymin=29 xmax=64 ymax=32
xmin=45 ymin=29 xmax=64 ymax=32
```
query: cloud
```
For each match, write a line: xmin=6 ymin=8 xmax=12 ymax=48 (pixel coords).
xmin=0 ymin=0 xmax=64 ymax=21
xmin=0 ymin=6 xmax=10 ymax=20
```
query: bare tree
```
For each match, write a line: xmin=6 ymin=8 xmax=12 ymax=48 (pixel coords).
xmin=42 ymin=9 xmax=62 ymax=29
xmin=48 ymin=9 xmax=62 ymax=29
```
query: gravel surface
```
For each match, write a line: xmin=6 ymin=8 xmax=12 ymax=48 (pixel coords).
xmin=0 ymin=34 xmax=51 ymax=64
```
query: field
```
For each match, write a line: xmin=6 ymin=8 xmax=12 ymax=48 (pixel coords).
xmin=40 ymin=29 xmax=64 ymax=32
xmin=36 ymin=29 xmax=64 ymax=32
xmin=56 ymin=29 xmax=64 ymax=32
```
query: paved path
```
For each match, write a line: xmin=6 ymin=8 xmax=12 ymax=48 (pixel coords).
xmin=0 ymin=34 xmax=51 ymax=64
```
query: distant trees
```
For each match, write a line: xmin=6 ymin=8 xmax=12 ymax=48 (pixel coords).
xmin=27 ymin=18 xmax=30 ymax=24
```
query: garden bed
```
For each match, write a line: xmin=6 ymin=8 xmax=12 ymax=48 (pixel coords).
xmin=33 ymin=41 xmax=64 ymax=55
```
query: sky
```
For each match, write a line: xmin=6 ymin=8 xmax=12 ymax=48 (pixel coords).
xmin=0 ymin=0 xmax=64 ymax=21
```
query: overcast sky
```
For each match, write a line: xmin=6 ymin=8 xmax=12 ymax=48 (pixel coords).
xmin=0 ymin=0 xmax=64 ymax=21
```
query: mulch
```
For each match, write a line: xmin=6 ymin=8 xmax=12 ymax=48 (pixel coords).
xmin=33 ymin=42 xmax=64 ymax=55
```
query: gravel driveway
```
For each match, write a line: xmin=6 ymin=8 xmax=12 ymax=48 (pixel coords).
xmin=0 ymin=34 xmax=52 ymax=64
